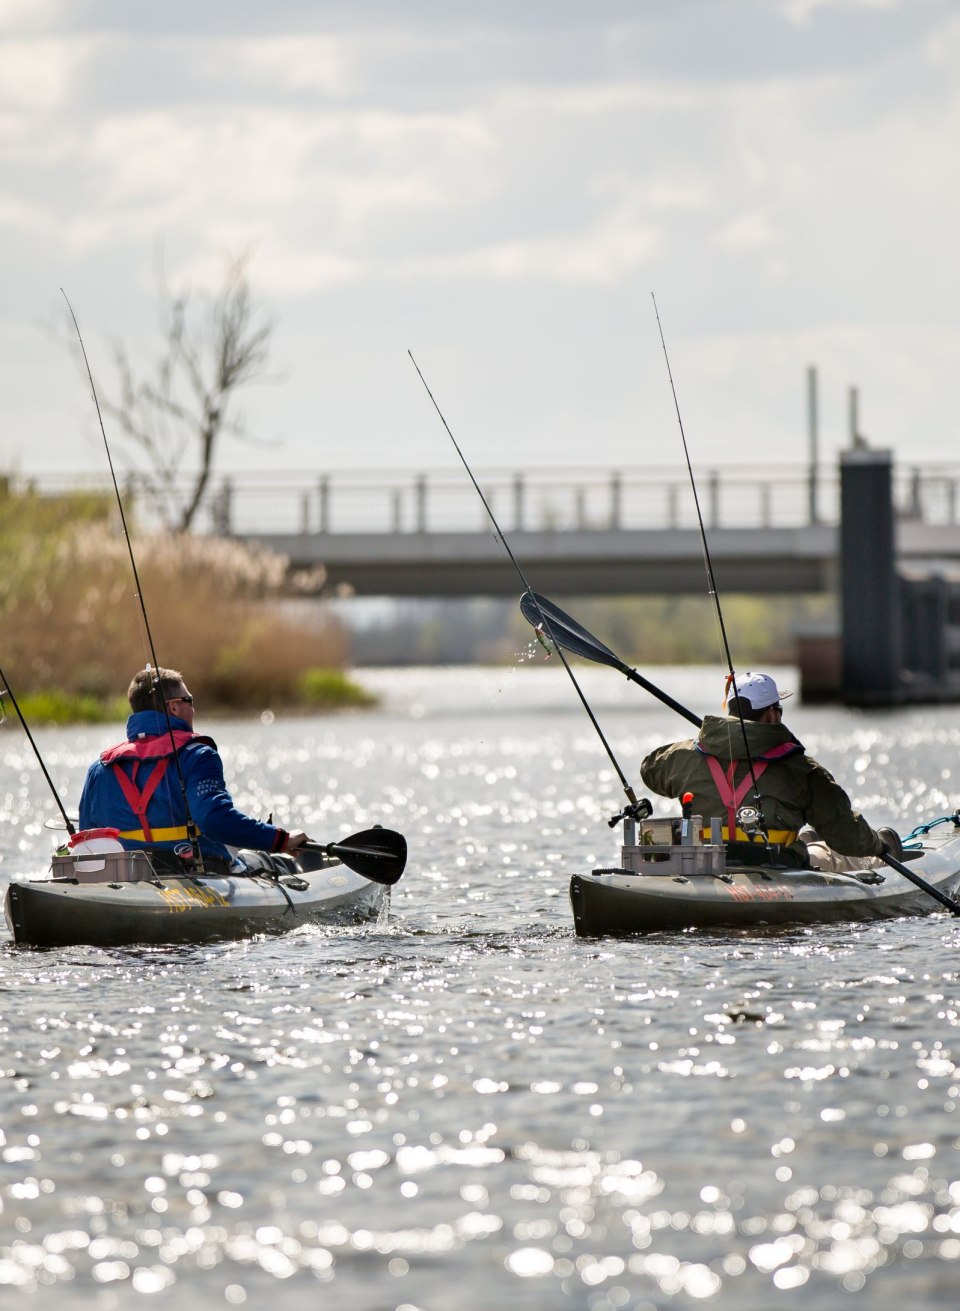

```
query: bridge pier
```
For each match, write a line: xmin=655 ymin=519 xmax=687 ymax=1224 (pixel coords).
xmin=840 ymin=450 xmax=900 ymax=704
xmin=800 ymin=448 xmax=960 ymax=705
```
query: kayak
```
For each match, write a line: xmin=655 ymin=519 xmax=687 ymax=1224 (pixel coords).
xmin=4 ymin=833 xmax=404 ymax=949
xmin=570 ymin=814 xmax=960 ymax=936
xmin=512 ymin=578 xmax=960 ymax=934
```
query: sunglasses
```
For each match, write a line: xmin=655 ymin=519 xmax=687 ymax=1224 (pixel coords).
xmin=169 ymin=694 xmax=194 ymax=705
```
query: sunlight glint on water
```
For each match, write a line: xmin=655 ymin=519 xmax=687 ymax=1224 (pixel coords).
xmin=1 ymin=665 xmax=959 ymax=1309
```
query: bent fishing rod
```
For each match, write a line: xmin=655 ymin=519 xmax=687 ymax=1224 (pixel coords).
xmin=0 ymin=665 xmax=76 ymax=835
xmin=651 ymin=294 xmax=768 ymax=829
xmin=62 ymin=291 xmax=205 ymax=870
xmin=408 ymin=350 xmax=648 ymax=825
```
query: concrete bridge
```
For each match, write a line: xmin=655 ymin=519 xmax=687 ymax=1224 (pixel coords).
xmin=21 ymin=461 xmax=960 ymax=598
xmin=254 ymin=523 xmax=846 ymax=596
xmin=209 ymin=462 xmax=960 ymax=597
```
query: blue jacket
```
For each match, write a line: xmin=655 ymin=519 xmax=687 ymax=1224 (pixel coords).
xmin=78 ymin=710 xmax=288 ymax=861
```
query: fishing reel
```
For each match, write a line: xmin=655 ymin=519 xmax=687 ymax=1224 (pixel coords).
xmin=608 ymin=797 xmax=653 ymax=829
xmin=736 ymin=806 xmax=769 ymax=843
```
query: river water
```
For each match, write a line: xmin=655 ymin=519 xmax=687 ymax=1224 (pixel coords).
xmin=1 ymin=663 xmax=959 ymax=1311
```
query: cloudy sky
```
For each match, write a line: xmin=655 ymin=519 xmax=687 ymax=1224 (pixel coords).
xmin=2 ymin=0 xmax=959 ymax=488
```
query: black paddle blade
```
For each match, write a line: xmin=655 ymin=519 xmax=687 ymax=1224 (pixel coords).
xmin=520 ymin=592 xmax=627 ymax=673
xmin=307 ymin=828 xmax=407 ymax=885
xmin=519 ymin=591 xmax=703 ymax=729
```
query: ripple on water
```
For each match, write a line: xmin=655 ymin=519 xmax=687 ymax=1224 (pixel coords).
xmin=2 ymin=674 xmax=960 ymax=1307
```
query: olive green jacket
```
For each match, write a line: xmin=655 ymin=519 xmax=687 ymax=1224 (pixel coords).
xmin=640 ymin=714 xmax=883 ymax=858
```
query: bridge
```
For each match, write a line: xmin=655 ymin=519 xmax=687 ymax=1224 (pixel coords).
xmin=207 ymin=461 xmax=960 ymax=597
xmin=20 ymin=461 xmax=960 ymax=597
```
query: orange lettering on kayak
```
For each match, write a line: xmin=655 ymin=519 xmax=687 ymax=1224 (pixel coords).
xmin=727 ymin=882 xmax=795 ymax=903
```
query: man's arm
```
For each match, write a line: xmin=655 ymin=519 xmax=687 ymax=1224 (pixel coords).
xmin=183 ymin=746 xmax=294 ymax=852
xmin=640 ymin=740 xmax=692 ymax=799
xmin=803 ymin=761 xmax=883 ymax=857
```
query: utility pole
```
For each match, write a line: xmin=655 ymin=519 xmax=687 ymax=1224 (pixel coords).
xmin=849 ymin=385 xmax=867 ymax=448
xmin=807 ymin=365 xmax=819 ymax=524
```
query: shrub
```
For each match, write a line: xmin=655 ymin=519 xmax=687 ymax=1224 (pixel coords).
xmin=298 ymin=668 xmax=377 ymax=710
xmin=1 ymin=493 xmax=371 ymax=716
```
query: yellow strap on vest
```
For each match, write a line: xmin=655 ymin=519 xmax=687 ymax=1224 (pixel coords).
xmin=118 ymin=825 xmax=192 ymax=843
xmin=705 ymin=827 xmax=798 ymax=845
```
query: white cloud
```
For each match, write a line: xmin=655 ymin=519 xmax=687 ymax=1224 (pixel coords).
xmin=0 ymin=36 xmax=92 ymax=110
xmin=0 ymin=0 xmax=61 ymax=29
xmin=780 ymin=0 xmax=898 ymax=25
xmin=714 ymin=209 xmax=782 ymax=256
xmin=398 ymin=206 xmax=660 ymax=286
xmin=214 ymin=34 xmax=353 ymax=95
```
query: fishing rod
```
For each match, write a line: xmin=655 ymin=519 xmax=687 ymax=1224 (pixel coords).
xmin=408 ymin=350 xmax=648 ymax=826
xmin=0 ymin=664 xmax=76 ymax=835
xmin=61 ymin=290 xmax=205 ymax=870
xmin=651 ymin=294 xmax=768 ymax=832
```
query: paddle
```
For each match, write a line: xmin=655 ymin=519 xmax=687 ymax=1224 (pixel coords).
xmin=303 ymin=827 xmax=407 ymax=886
xmin=879 ymin=849 xmax=960 ymax=916
xmin=519 ymin=592 xmax=702 ymax=729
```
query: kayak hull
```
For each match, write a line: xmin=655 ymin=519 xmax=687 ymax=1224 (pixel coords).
xmin=570 ymin=830 xmax=960 ymax=936
xmin=4 ymin=859 xmax=385 ymax=949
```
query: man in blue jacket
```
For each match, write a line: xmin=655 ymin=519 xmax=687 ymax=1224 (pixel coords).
xmin=79 ymin=667 xmax=307 ymax=870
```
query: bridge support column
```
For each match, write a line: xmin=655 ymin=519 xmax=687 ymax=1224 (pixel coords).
xmin=840 ymin=449 xmax=900 ymax=704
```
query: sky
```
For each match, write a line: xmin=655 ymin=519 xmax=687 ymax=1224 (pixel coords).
xmin=2 ymin=0 xmax=960 ymax=489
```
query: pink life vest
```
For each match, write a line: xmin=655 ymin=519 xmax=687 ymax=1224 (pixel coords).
xmin=698 ymin=740 xmax=802 ymax=841
xmin=99 ymin=731 xmax=214 ymax=843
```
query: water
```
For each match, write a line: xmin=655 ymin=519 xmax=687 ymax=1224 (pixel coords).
xmin=1 ymin=663 xmax=959 ymax=1310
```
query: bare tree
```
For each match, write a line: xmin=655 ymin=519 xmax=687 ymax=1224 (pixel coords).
xmin=98 ymin=252 xmax=274 ymax=532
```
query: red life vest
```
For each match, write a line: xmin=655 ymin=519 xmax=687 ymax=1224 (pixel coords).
xmin=100 ymin=731 xmax=215 ymax=843
xmin=697 ymin=740 xmax=802 ymax=841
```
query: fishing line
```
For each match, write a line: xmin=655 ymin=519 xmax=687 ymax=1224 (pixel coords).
xmin=0 ymin=664 xmax=76 ymax=834
xmin=651 ymin=294 xmax=767 ymax=829
xmin=62 ymin=290 xmax=204 ymax=868
xmin=408 ymin=350 xmax=643 ymax=812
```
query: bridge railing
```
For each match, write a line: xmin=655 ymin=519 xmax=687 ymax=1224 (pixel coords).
xmin=12 ymin=463 xmax=960 ymax=536
xmin=208 ymin=464 xmax=960 ymax=537
xmin=208 ymin=465 xmax=843 ymax=536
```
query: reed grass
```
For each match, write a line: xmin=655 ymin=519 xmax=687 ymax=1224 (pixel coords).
xmin=1 ymin=494 xmax=372 ymax=720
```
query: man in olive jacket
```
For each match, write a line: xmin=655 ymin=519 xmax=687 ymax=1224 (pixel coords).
xmin=640 ymin=671 xmax=898 ymax=869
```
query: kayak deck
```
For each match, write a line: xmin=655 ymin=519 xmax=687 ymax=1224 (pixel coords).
xmin=5 ymin=850 xmax=386 ymax=948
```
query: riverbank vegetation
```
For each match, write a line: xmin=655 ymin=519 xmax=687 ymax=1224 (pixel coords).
xmin=342 ymin=594 xmax=834 ymax=667
xmin=1 ymin=489 xmax=373 ymax=724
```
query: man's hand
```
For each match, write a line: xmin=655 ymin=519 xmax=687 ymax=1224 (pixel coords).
xmin=877 ymin=827 xmax=903 ymax=861
xmin=283 ymin=830 xmax=308 ymax=853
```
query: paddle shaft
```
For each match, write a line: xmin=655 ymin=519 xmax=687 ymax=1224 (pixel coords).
xmin=881 ymin=850 xmax=960 ymax=916
xmin=621 ymin=667 xmax=702 ymax=729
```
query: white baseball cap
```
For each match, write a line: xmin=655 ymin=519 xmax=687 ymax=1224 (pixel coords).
xmin=726 ymin=671 xmax=793 ymax=711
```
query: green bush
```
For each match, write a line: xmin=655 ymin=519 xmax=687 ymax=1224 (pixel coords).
xmin=8 ymin=691 xmax=129 ymax=726
xmin=298 ymin=668 xmax=377 ymax=709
